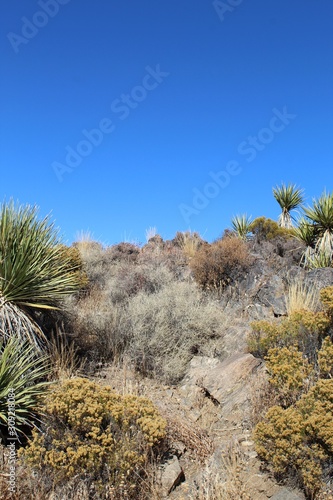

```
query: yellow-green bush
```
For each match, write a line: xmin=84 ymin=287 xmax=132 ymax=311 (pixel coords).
xmin=254 ymin=379 xmax=333 ymax=497
xmin=248 ymin=310 xmax=330 ymax=359
xmin=250 ymin=216 xmax=293 ymax=241
xmin=252 ymin=288 xmax=333 ymax=497
xmin=265 ymin=346 xmax=313 ymax=406
xmin=20 ymin=378 xmax=166 ymax=496
xmin=320 ymin=286 xmax=333 ymax=316
xmin=318 ymin=336 xmax=333 ymax=378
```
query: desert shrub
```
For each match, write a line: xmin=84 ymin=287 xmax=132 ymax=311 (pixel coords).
xmin=248 ymin=310 xmax=330 ymax=360
xmin=252 ymin=291 xmax=333 ymax=497
xmin=250 ymin=217 xmax=293 ymax=242
xmin=190 ymin=236 xmax=252 ymax=290
xmin=318 ymin=336 xmax=333 ymax=378
xmin=56 ymin=244 xmax=88 ymax=289
xmin=320 ymin=286 xmax=333 ymax=316
xmin=67 ymin=289 xmax=128 ymax=363
xmin=104 ymin=242 xmax=140 ymax=263
xmin=265 ymin=346 xmax=313 ymax=406
xmin=20 ymin=378 xmax=166 ymax=497
xmin=107 ymin=262 xmax=175 ymax=303
xmin=125 ymin=281 xmax=226 ymax=383
xmin=66 ymin=261 xmax=177 ymax=363
xmin=254 ymin=379 xmax=333 ymax=497
xmin=74 ymin=240 xmax=107 ymax=289
xmin=139 ymin=241 xmax=187 ymax=280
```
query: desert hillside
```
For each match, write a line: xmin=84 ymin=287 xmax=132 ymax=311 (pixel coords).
xmin=1 ymin=198 xmax=333 ymax=499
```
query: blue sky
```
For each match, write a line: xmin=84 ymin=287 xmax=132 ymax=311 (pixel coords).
xmin=1 ymin=0 xmax=333 ymax=245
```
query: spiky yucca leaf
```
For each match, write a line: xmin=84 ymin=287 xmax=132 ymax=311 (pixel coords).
xmin=303 ymin=191 xmax=333 ymax=265
xmin=0 ymin=202 xmax=81 ymax=308
xmin=0 ymin=201 xmax=83 ymax=345
xmin=272 ymin=183 xmax=304 ymax=229
xmin=303 ymin=191 xmax=333 ymax=230
xmin=292 ymin=218 xmax=317 ymax=247
xmin=231 ymin=214 xmax=253 ymax=240
xmin=0 ymin=301 xmax=46 ymax=347
xmin=0 ymin=336 xmax=50 ymax=438
xmin=307 ymin=250 xmax=332 ymax=269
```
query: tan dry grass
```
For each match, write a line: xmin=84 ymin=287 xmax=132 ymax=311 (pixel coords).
xmin=285 ymin=278 xmax=321 ymax=316
xmin=46 ymin=329 xmax=85 ymax=381
xmin=177 ymin=441 xmax=251 ymax=500
xmin=179 ymin=231 xmax=202 ymax=261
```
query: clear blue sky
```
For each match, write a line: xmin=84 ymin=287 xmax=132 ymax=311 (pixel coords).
xmin=1 ymin=1 xmax=333 ymax=244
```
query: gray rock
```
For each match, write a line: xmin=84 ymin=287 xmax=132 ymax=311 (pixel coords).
xmin=180 ymin=353 xmax=263 ymax=426
xmin=255 ymin=274 xmax=287 ymax=316
xmin=271 ymin=487 xmax=305 ymax=499
xmin=160 ymin=455 xmax=185 ymax=496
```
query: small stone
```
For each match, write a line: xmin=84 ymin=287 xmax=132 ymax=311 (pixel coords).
xmin=241 ymin=440 xmax=254 ymax=447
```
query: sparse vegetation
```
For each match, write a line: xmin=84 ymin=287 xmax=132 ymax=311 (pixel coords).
xmin=1 ymin=188 xmax=333 ymax=498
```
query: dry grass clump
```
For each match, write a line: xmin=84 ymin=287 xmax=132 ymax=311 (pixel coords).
xmin=181 ymin=442 xmax=251 ymax=500
xmin=285 ymin=278 xmax=322 ymax=316
xmin=126 ymin=280 xmax=226 ymax=383
xmin=172 ymin=231 xmax=206 ymax=261
xmin=46 ymin=329 xmax=85 ymax=381
xmin=190 ymin=236 xmax=252 ymax=291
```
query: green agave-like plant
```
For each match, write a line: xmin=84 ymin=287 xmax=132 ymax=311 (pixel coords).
xmin=0 ymin=336 xmax=50 ymax=439
xmin=273 ymin=183 xmax=304 ymax=229
xmin=0 ymin=201 xmax=82 ymax=347
xmin=292 ymin=218 xmax=318 ymax=268
xmin=231 ymin=214 xmax=253 ymax=240
xmin=303 ymin=191 xmax=333 ymax=265
xmin=307 ymin=249 xmax=332 ymax=269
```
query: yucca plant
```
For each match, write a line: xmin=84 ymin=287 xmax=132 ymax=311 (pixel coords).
xmin=0 ymin=201 xmax=82 ymax=347
xmin=303 ymin=191 xmax=333 ymax=266
xmin=273 ymin=183 xmax=304 ymax=229
xmin=292 ymin=218 xmax=317 ymax=267
xmin=231 ymin=214 xmax=253 ymax=240
xmin=0 ymin=336 xmax=50 ymax=439
xmin=307 ymin=249 xmax=332 ymax=269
